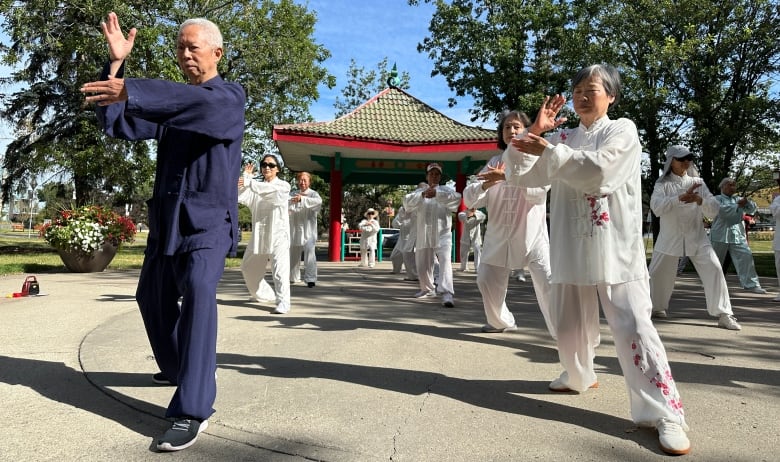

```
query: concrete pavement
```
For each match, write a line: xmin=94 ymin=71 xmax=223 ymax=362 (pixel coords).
xmin=1 ymin=262 xmax=778 ymax=461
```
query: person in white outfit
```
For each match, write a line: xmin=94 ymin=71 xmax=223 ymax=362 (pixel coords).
xmin=504 ymin=64 xmax=690 ymax=455
xmin=457 ymin=207 xmax=486 ymax=272
xmin=238 ymin=153 xmax=291 ymax=314
xmin=358 ymin=208 xmax=380 ymax=267
xmin=289 ymin=171 xmax=322 ymax=288
xmin=648 ymin=145 xmax=741 ymax=330
xmin=390 ymin=204 xmax=420 ymax=280
xmin=467 ymin=109 xmax=555 ymax=337
xmin=404 ymin=163 xmax=461 ymax=307
xmin=770 ymin=190 xmax=780 ymax=301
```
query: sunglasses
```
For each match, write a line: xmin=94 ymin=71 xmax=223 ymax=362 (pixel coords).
xmin=675 ymin=155 xmax=694 ymax=162
xmin=259 ymin=162 xmax=278 ymax=169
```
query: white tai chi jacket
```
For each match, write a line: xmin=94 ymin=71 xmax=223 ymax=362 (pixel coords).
xmin=464 ymin=154 xmax=549 ymax=269
xmin=457 ymin=209 xmax=486 ymax=245
xmin=289 ymin=188 xmax=322 ymax=248
xmin=392 ymin=206 xmax=417 ymax=253
xmin=403 ymin=185 xmax=461 ymax=250
xmin=650 ymin=173 xmax=720 ymax=257
xmin=503 ymin=117 xmax=647 ymax=285
xmin=239 ymin=175 xmax=291 ymax=255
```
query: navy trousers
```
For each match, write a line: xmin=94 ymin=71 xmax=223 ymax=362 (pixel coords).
xmin=136 ymin=242 xmax=230 ymax=420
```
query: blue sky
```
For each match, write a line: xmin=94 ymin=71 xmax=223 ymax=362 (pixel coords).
xmin=301 ymin=0 xmax=484 ymax=126
xmin=0 ymin=1 xmax=485 ymax=154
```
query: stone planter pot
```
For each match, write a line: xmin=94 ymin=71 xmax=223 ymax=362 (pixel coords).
xmin=57 ymin=242 xmax=118 ymax=273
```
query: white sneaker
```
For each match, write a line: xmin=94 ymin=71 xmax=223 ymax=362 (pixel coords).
xmin=656 ymin=418 xmax=691 ymax=455
xmin=745 ymin=286 xmax=767 ymax=294
xmin=414 ymin=290 xmax=435 ymax=298
xmin=718 ymin=314 xmax=741 ymax=330
xmin=481 ymin=324 xmax=518 ymax=333
xmin=548 ymin=377 xmax=599 ymax=393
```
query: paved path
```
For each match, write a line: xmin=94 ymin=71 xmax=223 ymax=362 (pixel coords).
xmin=1 ymin=263 xmax=778 ymax=461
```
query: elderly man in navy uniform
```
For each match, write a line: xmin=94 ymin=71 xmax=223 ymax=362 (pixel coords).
xmin=82 ymin=12 xmax=245 ymax=451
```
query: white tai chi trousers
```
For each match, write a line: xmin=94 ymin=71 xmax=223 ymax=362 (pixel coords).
xmin=775 ymin=251 xmax=780 ymax=290
xmin=552 ymin=279 xmax=688 ymax=428
xmin=459 ymin=239 xmax=481 ymax=272
xmin=290 ymin=241 xmax=317 ymax=284
xmin=416 ymin=242 xmax=453 ymax=296
xmin=476 ymin=261 xmax=556 ymax=338
xmin=649 ymin=251 xmax=733 ymax=316
xmin=241 ymin=241 xmax=290 ymax=313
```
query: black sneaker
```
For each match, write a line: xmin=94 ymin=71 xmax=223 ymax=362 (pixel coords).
xmin=156 ymin=418 xmax=208 ymax=451
xmin=307 ymin=282 xmax=315 ymax=288
xmin=152 ymin=372 xmax=175 ymax=386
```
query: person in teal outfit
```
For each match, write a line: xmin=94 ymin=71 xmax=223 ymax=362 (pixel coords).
xmin=709 ymin=178 xmax=767 ymax=294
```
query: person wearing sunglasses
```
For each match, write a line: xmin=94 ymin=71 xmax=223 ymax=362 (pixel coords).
xmin=358 ymin=208 xmax=381 ymax=268
xmin=648 ymin=145 xmax=741 ymax=330
xmin=238 ymin=153 xmax=292 ymax=314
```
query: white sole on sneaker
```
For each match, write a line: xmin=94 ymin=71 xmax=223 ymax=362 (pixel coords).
xmin=156 ymin=419 xmax=208 ymax=452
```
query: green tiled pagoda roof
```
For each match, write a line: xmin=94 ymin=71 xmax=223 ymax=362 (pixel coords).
xmin=274 ymin=87 xmax=496 ymax=145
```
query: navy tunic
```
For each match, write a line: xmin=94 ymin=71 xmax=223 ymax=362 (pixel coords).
xmin=95 ymin=62 xmax=245 ymax=420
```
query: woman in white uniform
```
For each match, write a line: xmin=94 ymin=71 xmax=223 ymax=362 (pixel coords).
xmin=648 ymin=145 xmax=741 ymax=330
xmin=358 ymin=208 xmax=380 ymax=268
xmin=390 ymin=205 xmax=419 ymax=280
xmin=771 ymin=190 xmax=780 ymax=301
xmin=238 ymin=153 xmax=291 ymax=314
xmin=465 ymin=109 xmax=554 ymax=337
xmin=456 ymin=208 xmax=486 ymax=272
xmin=504 ymin=64 xmax=690 ymax=455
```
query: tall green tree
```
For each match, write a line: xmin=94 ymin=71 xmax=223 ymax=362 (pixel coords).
xmin=334 ymin=57 xmax=411 ymax=117
xmin=410 ymin=0 xmax=780 ymax=195
xmin=0 ymin=0 xmax=335 ymax=213
xmin=332 ymin=58 xmax=415 ymax=228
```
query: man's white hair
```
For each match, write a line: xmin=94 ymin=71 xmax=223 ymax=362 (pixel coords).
xmin=179 ymin=18 xmax=223 ymax=49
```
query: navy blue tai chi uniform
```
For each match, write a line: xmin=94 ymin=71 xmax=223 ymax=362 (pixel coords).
xmin=95 ymin=62 xmax=245 ymax=421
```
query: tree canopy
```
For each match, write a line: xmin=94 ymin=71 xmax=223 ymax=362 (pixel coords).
xmin=410 ymin=0 xmax=780 ymax=196
xmin=0 ymin=0 xmax=335 ymax=212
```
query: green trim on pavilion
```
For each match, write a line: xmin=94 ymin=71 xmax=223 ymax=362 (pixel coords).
xmin=272 ymin=85 xmax=498 ymax=261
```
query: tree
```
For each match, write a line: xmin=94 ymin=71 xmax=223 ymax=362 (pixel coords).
xmin=334 ymin=57 xmax=411 ymax=117
xmin=330 ymin=58 xmax=415 ymax=227
xmin=410 ymin=0 xmax=780 ymax=195
xmin=0 ymin=0 xmax=335 ymax=214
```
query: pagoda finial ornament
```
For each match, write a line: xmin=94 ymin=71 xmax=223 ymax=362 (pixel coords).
xmin=386 ymin=62 xmax=401 ymax=88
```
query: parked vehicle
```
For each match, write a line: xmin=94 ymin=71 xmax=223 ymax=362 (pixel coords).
xmin=752 ymin=222 xmax=775 ymax=232
xmin=380 ymin=228 xmax=399 ymax=249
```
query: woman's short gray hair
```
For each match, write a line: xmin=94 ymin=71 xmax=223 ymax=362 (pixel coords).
xmin=179 ymin=18 xmax=223 ymax=50
xmin=572 ymin=64 xmax=622 ymax=107
xmin=719 ymin=177 xmax=735 ymax=190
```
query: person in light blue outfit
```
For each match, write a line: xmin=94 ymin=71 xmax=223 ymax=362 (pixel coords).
xmin=709 ymin=178 xmax=767 ymax=294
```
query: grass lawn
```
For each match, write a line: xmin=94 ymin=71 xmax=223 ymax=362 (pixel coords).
xmin=0 ymin=232 xmax=245 ymax=276
xmin=1 ymin=230 xmax=776 ymax=278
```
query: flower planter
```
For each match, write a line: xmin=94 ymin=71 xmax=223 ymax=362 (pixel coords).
xmin=57 ymin=242 xmax=118 ymax=273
